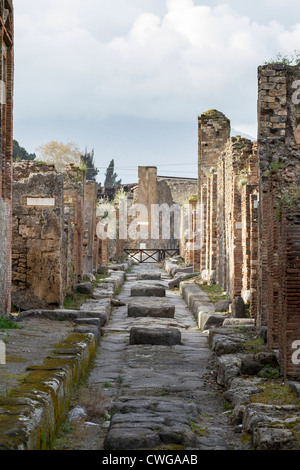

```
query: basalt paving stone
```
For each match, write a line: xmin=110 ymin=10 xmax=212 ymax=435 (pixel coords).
xmin=129 ymin=327 xmax=182 ymax=346
xmin=104 ymin=396 xmax=202 ymax=450
xmin=136 ymin=272 xmax=162 ymax=281
xmin=128 ymin=298 xmax=175 ymax=318
xmin=60 ymin=263 xmax=245 ymax=451
xmin=130 ymin=283 xmax=166 ymax=298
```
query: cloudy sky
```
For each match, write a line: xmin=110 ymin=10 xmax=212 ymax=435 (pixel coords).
xmin=13 ymin=0 xmax=300 ymax=183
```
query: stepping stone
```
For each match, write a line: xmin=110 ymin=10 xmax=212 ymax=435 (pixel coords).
xmin=137 ymin=272 xmax=161 ymax=281
xmin=129 ymin=327 xmax=181 ymax=346
xmin=130 ymin=283 xmax=166 ymax=297
xmin=128 ymin=299 xmax=175 ymax=318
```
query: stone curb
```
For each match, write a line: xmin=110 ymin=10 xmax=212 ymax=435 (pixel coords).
xmin=0 ymin=331 xmax=97 ymax=450
xmin=0 ymin=262 xmax=130 ymax=450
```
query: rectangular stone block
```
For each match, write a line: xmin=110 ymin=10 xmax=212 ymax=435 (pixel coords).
xmin=128 ymin=299 xmax=175 ymax=318
xmin=129 ymin=327 xmax=181 ymax=346
xmin=130 ymin=284 xmax=166 ymax=297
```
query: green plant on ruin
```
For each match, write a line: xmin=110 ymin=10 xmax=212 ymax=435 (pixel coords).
xmin=269 ymin=161 xmax=286 ymax=172
xmin=199 ymin=283 xmax=230 ymax=304
xmin=113 ymin=187 xmax=127 ymax=204
xmin=274 ymin=183 xmax=300 ymax=220
xmin=250 ymin=383 xmax=300 ymax=407
xmin=188 ymin=193 xmax=198 ymax=202
xmin=257 ymin=365 xmax=281 ymax=379
xmin=63 ymin=290 xmax=91 ymax=310
xmin=264 ymin=50 xmax=300 ymax=66
xmin=74 ymin=161 xmax=87 ymax=177
xmin=238 ymin=178 xmax=248 ymax=191
xmin=241 ymin=335 xmax=265 ymax=354
xmin=0 ymin=316 xmax=20 ymax=330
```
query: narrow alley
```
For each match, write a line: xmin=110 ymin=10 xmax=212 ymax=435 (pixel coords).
xmin=54 ymin=263 xmax=245 ymax=451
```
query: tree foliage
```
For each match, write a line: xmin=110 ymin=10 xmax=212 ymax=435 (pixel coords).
xmin=36 ymin=141 xmax=82 ymax=172
xmin=13 ymin=139 xmax=36 ymax=162
xmin=80 ymin=148 xmax=99 ymax=181
xmin=104 ymin=159 xmax=122 ymax=187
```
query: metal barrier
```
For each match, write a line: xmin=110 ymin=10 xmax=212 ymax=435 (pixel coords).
xmin=124 ymin=249 xmax=179 ymax=263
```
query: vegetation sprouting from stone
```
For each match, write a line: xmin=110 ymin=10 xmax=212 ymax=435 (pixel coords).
xmin=264 ymin=50 xmax=300 ymax=66
xmin=0 ymin=316 xmax=20 ymax=330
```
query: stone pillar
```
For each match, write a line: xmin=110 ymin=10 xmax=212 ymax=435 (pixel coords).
xmin=137 ymin=166 xmax=158 ymax=250
xmin=197 ymin=110 xmax=230 ymax=280
xmin=83 ymin=181 xmax=98 ymax=275
xmin=0 ymin=1 xmax=14 ymax=316
xmin=198 ymin=110 xmax=231 ymax=190
xmin=64 ymin=164 xmax=85 ymax=283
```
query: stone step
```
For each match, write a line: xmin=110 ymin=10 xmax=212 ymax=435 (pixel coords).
xmin=130 ymin=283 xmax=166 ymax=297
xmin=129 ymin=327 xmax=182 ymax=346
xmin=136 ymin=272 xmax=162 ymax=281
xmin=128 ymin=299 xmax=175 ymax=318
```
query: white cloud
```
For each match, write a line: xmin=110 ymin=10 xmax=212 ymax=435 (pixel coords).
xmin=13 ymin=0 xmax=300 ymax=131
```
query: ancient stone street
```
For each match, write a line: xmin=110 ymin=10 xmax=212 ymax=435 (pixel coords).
xmin=55 ymin=263 xmax=245 ymax=451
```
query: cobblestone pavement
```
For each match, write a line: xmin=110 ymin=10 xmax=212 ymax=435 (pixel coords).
xmin=54 ymin=264 xmax=246 ymax=451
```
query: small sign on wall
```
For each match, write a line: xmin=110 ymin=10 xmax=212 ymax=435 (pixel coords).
xmin=27 ymin=198 xmax=55 ymax=207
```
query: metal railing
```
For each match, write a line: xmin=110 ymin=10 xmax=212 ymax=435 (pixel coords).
xmin=124 ymin=249 xmax=179 ymax=263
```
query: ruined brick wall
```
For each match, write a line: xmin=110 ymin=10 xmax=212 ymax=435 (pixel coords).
xmin=198 ymin=110 xmax=230 ymax=190
xmin=0 ymin=0 xmax=13 ymax=316
xmin=63 ymin=164 xmax=85 ymax=283
xmin=12 ymin=163 xmax=65 ymax=310
xmin=192 ymin=109 xmax=259 ymax=318
xmin=193 ymin=110 xmax=231 ymax=279
xmin=83 ymin=181 xmax=98 ymax=275
xmin=217 ymin=137 xmax=258 ymax=300
xmin=257 ymin=64 xmax=300 ymax=377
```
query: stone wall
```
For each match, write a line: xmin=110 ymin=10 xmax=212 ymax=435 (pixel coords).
xmin=0 ymin=0 xmax=14 ymax=316
xmin=12 ymin=163 xmax=65 ymax=310
xmin=11 ymin=161 xmax=100 ymax=310
xmin=257 ymin=64 xmax=300 ymax=377
xmin=187 ymin=110 xmax=259 ymax=316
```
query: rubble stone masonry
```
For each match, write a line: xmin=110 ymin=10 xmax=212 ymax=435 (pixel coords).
xmin=12 ymin=162 xmax=65 ymax=311
xmin=11 ymin=162 xmax=91 ymax=310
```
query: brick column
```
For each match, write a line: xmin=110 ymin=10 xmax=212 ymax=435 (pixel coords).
xmin=257 ymin=64 xmax=300 ymax=377
xmin=0 ymin=2 xmax=14 ymax=316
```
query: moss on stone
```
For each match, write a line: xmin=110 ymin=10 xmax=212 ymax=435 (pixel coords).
xmin=0 ymin=331 xmax=97 ymax=450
